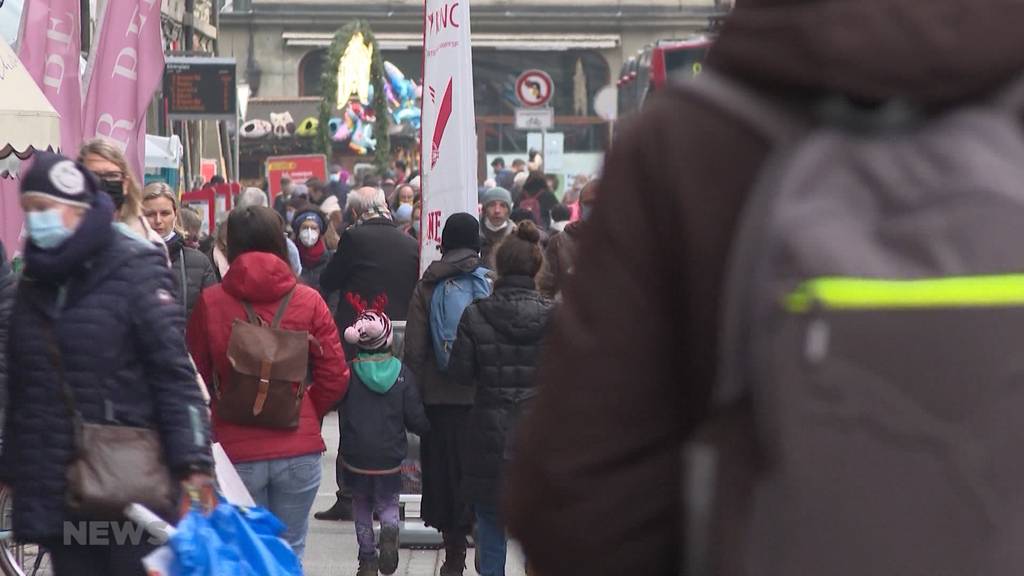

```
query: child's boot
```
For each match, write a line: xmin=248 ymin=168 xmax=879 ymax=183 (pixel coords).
xmin=378 ymin=524 xmax=400 ymax=575
xmin=356 ymin=557 xmax=379 ymax=576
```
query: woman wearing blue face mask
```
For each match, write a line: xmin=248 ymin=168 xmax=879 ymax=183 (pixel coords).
xmin=1 ymin=152 xmax=214 ymax=576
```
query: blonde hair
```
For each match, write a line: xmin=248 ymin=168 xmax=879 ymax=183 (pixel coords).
xmin=78 ymin=138 xmax=143 ymax=222
xmin=142 ymin=182 xmax=179 ymax=210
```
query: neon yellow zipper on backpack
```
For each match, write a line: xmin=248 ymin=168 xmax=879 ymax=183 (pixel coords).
xmin=785 ymin=275 xmax=1024 ymax=313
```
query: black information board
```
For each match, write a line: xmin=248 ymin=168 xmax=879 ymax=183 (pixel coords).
xmin=164 ymin=58 xmax=237 ymax=118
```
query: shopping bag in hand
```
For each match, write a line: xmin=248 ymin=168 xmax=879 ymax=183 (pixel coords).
xmin=171 ymin=500 xmax=301 ymax=576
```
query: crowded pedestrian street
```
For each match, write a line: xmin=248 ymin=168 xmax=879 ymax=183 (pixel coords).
xmin=6 ymin=0 xmax=1024 ymax=575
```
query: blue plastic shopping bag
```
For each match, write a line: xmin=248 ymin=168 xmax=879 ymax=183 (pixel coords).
xmin=170 ymin=501 xmax=302 ymax=576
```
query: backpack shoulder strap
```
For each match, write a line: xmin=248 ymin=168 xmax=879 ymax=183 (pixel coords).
xmin=271 ymin=287 xmax=297 ymax=329
xmin=672 ymin=70 xmax=807 ymax=146
xmin=674 ymin=72 xmax=807 ymax=407
xmin=241 ymin=301 xmax=261 ymax=325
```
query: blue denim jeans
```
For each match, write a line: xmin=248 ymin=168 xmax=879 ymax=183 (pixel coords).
xmin=475 ymin=503 xmax=507 ymax=576
xmin=233 ymin=452 xmax=322 ymax=559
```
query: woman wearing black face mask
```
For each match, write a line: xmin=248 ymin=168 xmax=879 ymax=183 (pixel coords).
xmin=78 ymin=138 xmax=164 ymax=248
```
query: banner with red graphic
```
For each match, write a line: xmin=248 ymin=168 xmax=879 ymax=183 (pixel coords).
xmin=419 ymin=0 xmax=477 ymax=277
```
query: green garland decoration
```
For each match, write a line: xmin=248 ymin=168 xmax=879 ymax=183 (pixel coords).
xmin=319 ymin=20 xmax=391 ymax=172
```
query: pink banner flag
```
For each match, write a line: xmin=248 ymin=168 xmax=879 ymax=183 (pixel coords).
xmin=0 ymin=177 xmax=25 ymax=256
xmin=16 ymin=0 xmax=83 ymax=156
xmin=81 ymin=0 xmax=164 ymax=180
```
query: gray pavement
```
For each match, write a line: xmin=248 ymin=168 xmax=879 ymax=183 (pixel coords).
xmin=303 ymin=412 xmax=527 ymax=576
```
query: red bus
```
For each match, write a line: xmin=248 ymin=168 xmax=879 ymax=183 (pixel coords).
xmin=618 ymin=37 xmax=712 ymax=118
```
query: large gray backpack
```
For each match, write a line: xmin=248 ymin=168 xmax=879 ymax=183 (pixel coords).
xmin=681 ymin=72 xmax=1024 ymax=576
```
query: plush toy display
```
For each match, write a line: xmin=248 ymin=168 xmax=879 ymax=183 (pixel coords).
xmin=238 ymin=61 xmax=421 ymax=156
xmin=270 ymin=112 xmax=296 ymax=138
xmin=296 ymin=117 xmax=319 ymax=137
xmin=240 ymin=119 xmax=273 ymax=139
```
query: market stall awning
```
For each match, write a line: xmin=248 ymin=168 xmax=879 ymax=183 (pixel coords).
xmin=0 ymin=36 xmax=60 ymax=160
xmin=145 ymin=134 xmax=184 ymax=170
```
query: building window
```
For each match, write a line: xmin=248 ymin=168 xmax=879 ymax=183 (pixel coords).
xmin=299 ymin=49 xmax=327 ymax=97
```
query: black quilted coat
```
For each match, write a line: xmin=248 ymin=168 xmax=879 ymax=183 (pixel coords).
xmin=167 ymin=236 xmax=217 ymax=321
xmin=448 ymin=275 xmax=555 ymax=506
xmin=0 ymin=241 xmax=14 ymax=446
xmin=1 ymin=230 xmax=213 ymax=542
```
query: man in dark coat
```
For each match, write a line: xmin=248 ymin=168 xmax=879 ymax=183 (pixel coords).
xmin=504 ymin=1 xmax=1024 ymax=575
xmin=320 ymin=186 xmax=419 ymax=352
xmin=317 ymin=186 xmax=419 ymax=521
xmin=479 ymin=186 xmax=514 ymax=269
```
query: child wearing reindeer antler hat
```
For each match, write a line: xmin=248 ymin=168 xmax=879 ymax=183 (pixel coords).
xmin=340 ymin=292 xmax=430 ymax=576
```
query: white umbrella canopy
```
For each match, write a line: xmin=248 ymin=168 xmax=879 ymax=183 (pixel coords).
xmin=0 ymin=35 xmax=60 ymax=160
xmin=145 ymin=134 xmax=183 ymax=170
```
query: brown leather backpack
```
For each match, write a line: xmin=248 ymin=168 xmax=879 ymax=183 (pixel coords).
xmin=214 ymin=288 xmax=309 ymax=429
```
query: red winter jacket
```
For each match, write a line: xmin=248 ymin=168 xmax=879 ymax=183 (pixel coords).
xmin=187 ymin=251 xmax=349 ymax=464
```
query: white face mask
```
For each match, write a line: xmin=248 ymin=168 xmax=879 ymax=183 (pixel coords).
xmin=484 ymin=218 xmax=509 ymax=233
xmin=299 ymin=228 xmax=320 ymax=247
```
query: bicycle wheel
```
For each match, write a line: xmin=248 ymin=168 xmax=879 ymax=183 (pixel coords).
xmin=0 ymin=485 xmax=53 ymax=576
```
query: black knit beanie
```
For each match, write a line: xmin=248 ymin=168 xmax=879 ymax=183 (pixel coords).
xmin=441 ymin=212 xmax=482 ymax=253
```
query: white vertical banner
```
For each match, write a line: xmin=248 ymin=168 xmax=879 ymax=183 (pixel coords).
xmin=419 ymin=0 xmax=477 ymax=277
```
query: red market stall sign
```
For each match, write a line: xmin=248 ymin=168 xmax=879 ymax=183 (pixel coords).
xmin=182 ymin=182 xmax=241 ymax=236
xmin=266 ymin=155 xmax=327 ymax=201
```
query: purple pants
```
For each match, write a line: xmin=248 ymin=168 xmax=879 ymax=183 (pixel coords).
xmin=345 ymin=470 xmax=402 ymax=560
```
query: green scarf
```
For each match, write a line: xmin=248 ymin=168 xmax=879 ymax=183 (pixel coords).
xmin=353 ymin=353 xmax=402 ymax=394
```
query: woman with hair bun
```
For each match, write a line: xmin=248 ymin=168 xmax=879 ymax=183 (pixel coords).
xmin=447 ymin=220 xmax=555 ymax=576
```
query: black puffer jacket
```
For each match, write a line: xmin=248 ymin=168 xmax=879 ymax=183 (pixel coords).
xmin=3 ymin=230 xmax=213 ymax=542
xmin=167 ymin=235 xmax=217 ymax=320
xmin=340 ymin=359 xmax=430 ymax=473
xmin=0 ymin=241 xmax=14 ymax=447
xmin=449 ymin=275 xmax=555 ymax=505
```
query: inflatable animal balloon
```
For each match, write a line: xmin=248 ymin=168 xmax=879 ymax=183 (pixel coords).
xmin=350 ymin=122 xmax=376 ymax=155
xmin=328 ymin=117 xmax=343 ymax=137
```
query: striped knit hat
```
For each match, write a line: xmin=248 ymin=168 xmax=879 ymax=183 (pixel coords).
xmin=344 ymin=293 xmax=393 ymax=351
